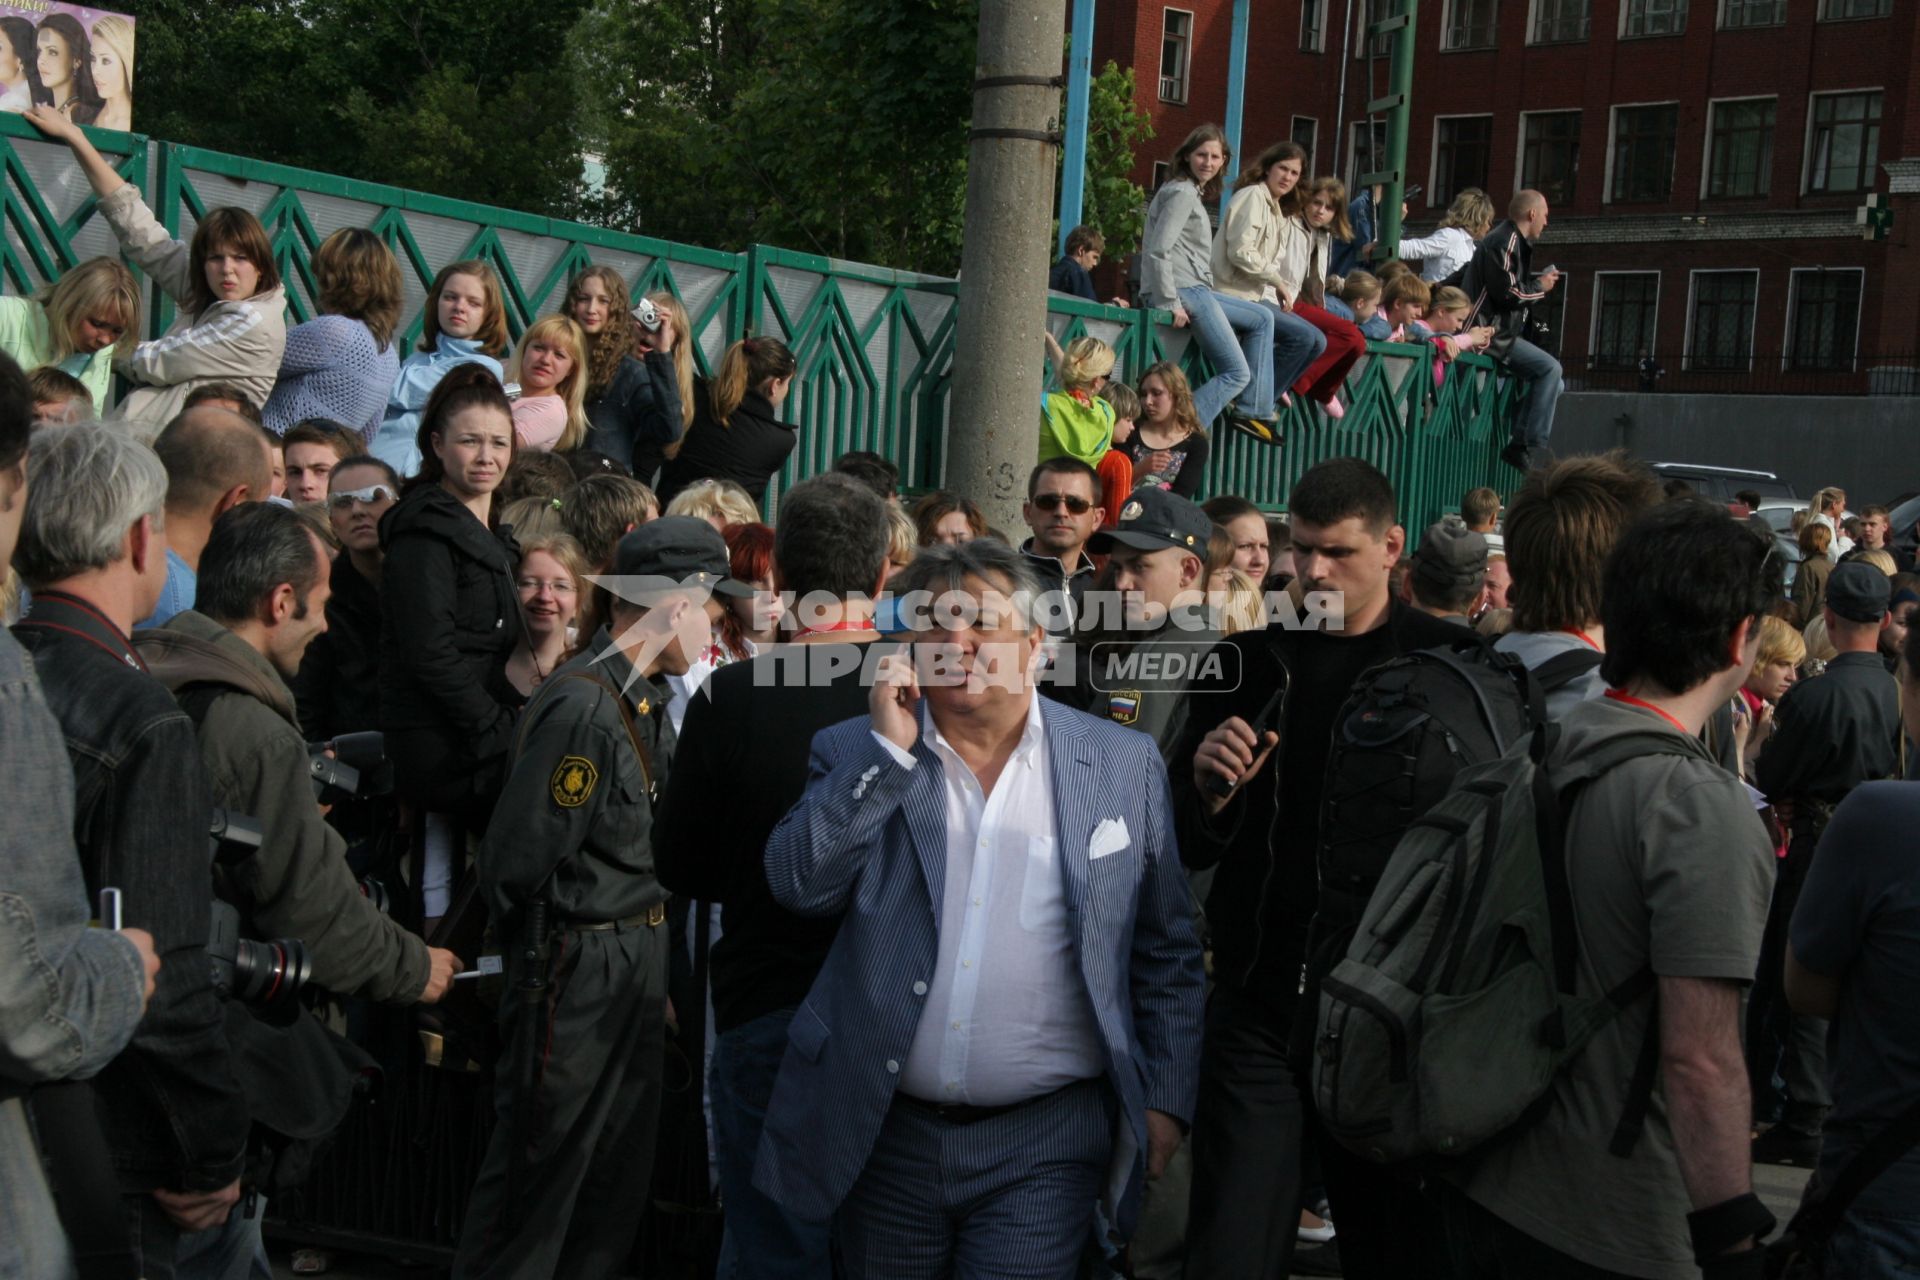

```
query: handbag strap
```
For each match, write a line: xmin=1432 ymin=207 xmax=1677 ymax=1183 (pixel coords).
xmin=549 ymin=671 xmax=656 ymax=796
xmin=1787 ymin=1093 xmax=1920 ymax=1243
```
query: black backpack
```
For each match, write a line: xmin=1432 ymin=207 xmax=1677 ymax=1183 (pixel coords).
xmin=1316 ymin=639 xmax=1601 ymax=923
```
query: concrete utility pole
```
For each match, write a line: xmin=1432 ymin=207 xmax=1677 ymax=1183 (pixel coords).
xmin=947 ymin=0 xmax=1068 ymax=534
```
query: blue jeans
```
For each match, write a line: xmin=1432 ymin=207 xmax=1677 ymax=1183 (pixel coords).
xmin=1504 ymin=337 xmax=1563 ymax=450
xmin=1259 ymin=302 xmax=1329 ymax=397
xmin=1177 ymin=286 xmax=1276 ymax=423
xmin=711 ymin=1009 xmax=834 ymax=1280
xmin=1826 ymin=1207 xmax=1920 ymax=1275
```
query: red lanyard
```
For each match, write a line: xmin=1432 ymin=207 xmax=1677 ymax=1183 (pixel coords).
xmin=1561 ymin=628 xmax=1601 ymax=650
xmin=791 ymin=621 xmax=877 ymax=641
xmin=1603 ymin=688 xmax=1689 ymax=735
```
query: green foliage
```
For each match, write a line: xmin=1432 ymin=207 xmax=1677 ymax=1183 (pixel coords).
xmin=1069 ymin=60 xmax=1154 ymax=261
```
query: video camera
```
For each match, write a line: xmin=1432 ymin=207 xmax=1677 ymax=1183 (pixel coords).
xmin=307 ymin=731 xmax=393 ymax=804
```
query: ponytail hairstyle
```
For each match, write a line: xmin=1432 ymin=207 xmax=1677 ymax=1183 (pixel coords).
xmin=709 ymin=336 xmax=796 ymax=429
xmin=419 ymin=259 xmax=511 ymax=358
xmin=1057 ymin=336 xmax=1116 ymax=394
xmin=513 ymin=315 xmax=591 ymax=451
xmin=39 ymin=257 xmax=138 ymax=364
xmin=1170 ymin=123 xmax=1232 ymax=203
xmin=408 ymin=362 xmax=517 ymax=498
xmin=185 ymin=208 xmax=278 ymax=316
xmin=1303 ymin=177 xmax=1356 ymax=242
xmin=646 ymin=290 xmax=697 ymax=431
xmin=1138 ymin=360 xmax=1206 ymax=441
xmin=566 ymin=264 xmax=636 ymax=400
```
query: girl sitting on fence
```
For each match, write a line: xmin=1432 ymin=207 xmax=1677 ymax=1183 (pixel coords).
xmin=264 ymin=228 xmax=405 ymax=440
xmin=29 ymin=104 xmax=288 ymax=428
xmin=372 ymin=259 xmax=511 ymax=475
xmin=568 ymin=267 xmax=685 ymax=479
xmin=1040 ymin=330 xmax=1135 ymax=523
xmin=0 ymin=256 xmax=137 ymax=410
xmin=508 ymin=315 xmax=590 ymax=452
xmin=1276 ymin=177 xmax=1368 ymax=421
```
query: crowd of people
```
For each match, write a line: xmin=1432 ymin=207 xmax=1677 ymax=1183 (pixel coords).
xmin=0 ymin=103 xmax=1913 ymax=1280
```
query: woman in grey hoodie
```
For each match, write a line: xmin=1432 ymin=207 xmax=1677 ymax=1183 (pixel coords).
xmin=1138 ymin=123 xmax=1277 ymax=436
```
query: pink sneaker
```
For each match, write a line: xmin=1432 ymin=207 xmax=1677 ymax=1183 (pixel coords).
xmin=1279 ymin=391 xmax=1293 ymax=409
xmin=1324 ymin=393 xmax=1345 ymax=420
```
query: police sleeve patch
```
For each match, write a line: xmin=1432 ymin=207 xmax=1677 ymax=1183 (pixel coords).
xmin=1108 ymin=690 xmax=1142 ymax=725
xmin=550 ymin=756 xmax=599 ymax=808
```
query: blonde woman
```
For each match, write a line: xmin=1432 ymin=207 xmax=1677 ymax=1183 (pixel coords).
xmin=506 ymin=533 xmax=588 ymax=695
xmin=265 ymin=228 xmax=404 ymax=439
xmin=86 ymin=15 xmax=132 ymax=132
xmin=1397 ymin=187 xmax=1495 ymax=283
xmin=0 ymin=256 xmax=137 ymax=409
xmin=664 ymin=476 xmax=759 ymax=530
xmin=636 ymin=290 xmax=697 ymax=481
xmin=508 ymin=315 xmax=590 ymax=452
xmin=1215 ymin=566 xmax=1263 ymax=636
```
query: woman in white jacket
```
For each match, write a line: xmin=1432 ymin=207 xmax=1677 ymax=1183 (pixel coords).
xmin=28 ymin=106 xmax=287 ymax=429
xmin=1395 ymin=187 xmax=1495 ymax=284
xmin=1211 ymin=141 xmax=1330 ymax=426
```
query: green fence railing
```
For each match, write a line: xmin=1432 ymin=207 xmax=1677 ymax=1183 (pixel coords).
xmin=0 ymin=114 xmax=1514 ymax=534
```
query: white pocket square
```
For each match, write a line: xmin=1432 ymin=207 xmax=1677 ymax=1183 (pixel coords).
xmin=1089 ymin=817 xmax=1131 ymax=861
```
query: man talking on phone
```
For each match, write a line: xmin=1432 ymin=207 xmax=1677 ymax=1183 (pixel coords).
xmin=1171 ymin=458 xmax=1465 ymax=1280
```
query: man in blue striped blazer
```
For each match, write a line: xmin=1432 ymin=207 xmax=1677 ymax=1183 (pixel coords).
xmin=756 ymin=539 xmax=1205 ymax=1277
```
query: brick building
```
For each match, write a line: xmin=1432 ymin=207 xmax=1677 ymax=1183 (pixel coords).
xmin=1087 ymin=0 xmax=1920 ymax=391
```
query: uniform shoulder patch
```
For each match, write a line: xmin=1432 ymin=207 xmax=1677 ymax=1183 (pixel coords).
xmin=1107 ymin=690 xmax=1141 ymax=726
xmin=550 ymin=755 xmax=599 ymax=808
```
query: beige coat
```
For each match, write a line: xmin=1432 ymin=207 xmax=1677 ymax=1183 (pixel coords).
xmin=1211 ymin=184 xmax=1291 ymax=302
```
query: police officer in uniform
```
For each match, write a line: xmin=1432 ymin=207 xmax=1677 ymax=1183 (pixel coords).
xmin=1065 ymin=485 xmax=1219 ymax=760
xmin=454 ymin=517 xmax=751 ymax=1279
xmin=1750 ymin=559 xmax=1901 ymax=1165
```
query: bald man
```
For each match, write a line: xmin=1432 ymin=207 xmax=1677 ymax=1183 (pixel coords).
xmin=139 ymin=406 xmax=273 ymax=627
xmin=1459 ymin=189 xmax=1563 ymax=473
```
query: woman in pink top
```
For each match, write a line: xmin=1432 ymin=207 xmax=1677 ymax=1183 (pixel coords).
xmin=509 ymin=315 xmax=589 ymax=452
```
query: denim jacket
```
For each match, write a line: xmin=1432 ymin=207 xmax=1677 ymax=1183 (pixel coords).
xmin=15 ymin=591 xmax=248 ymax=1190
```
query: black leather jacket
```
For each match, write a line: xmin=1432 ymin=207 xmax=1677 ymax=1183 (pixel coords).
xmin=14 ymin=590 xmax=249 ymax=1192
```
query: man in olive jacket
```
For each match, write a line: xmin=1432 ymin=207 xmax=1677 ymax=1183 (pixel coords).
xmin=137 ymin=502 xmax=457 ymax=1005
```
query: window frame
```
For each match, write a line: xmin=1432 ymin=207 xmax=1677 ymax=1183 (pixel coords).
xmin=1607 ymin=100 xmax=1682 ymax=204
xmin=1717 ymin=0 xmax=1786 ymax=27
xmin=1516 ymin=108 xmax=1582 ymax=206
xmin=1442 ymin=0 xmax=1500 ymax=50
xmin=1782 ymin=267 xmax=1866 ymax=372
xmin=1301 ymin=0 xmax=1328 ymax=51
xmin=1159 ymin=7 xmax=1194 ymax=105
xmin=1355 ymin=0 xmax=1397 ymax=58
xmin=1292 ymin=116 xmax=1321 ymax=176
xmin=1348 ymin=120 xmax=1389 ymax=193
xmin=1701 ymin=95 xmax=1776 ymax=200
xmin=1429 ymin=113 xmax=1497 ymax=208
xmin=1803 ymin=89 xmax=1884 ymax=196
xmin=1620 ymin=0 xmax=1688 ymax=38
xmin=1588 ymin=270 xmax=1663 ymax=370
xmin=1528 ymin=0 xmax=1592 ymax=44
xmin=1683 ymin=268 xmax=1761 ymax=373
xmin=1817 ymin=0 xmax=1892 ymax=20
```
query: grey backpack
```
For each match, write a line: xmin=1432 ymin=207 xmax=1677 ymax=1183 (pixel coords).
xmin=1310 ymin=724 xmax=1692 ymax=1164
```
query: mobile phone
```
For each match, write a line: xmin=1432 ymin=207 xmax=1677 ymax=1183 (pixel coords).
xmin=1204 ymin=687 xmax=1284 ymax=798
xmin=97 ymin=887 xmax=122 ymax=932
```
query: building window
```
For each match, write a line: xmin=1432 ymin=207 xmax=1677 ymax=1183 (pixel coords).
xmin=1301 ymin=0 xmax=1326 ymax=50
xmin=1611 ymin=104 xmax=1679 ymax=203
xmin=1819 ymin=0 xmax=1891 ymax=18
xmin=1151 ymin=161 xmax=1171 ymax=191
xmin=1349 ymin=120 xmax=1388 ymax=192
xmin=1706 ymin=99 xmax=1775 ymax=198
xmin=1433 ymin=117 xmax=1494 ymax=205
xmin=1788 ymin=270 xmax=1863 ymax=370
xmin=1522 ymin=112 xmax=1581 ymax=205
xmin=1720 ymin=0 xmax=1785 ymax=26
xmin=1688 ymin=271 xmax=1758 ymax=371
xmin=1444 ymin=0 xmax=1499 ymax=49
xmin=1292 ymin=117 xmax=1320 ymax=174
xmin=1624 ymin=0 xmax=1687 ymax=36
xmin=1531 ymin=0 xmax=1590 ymax=42
xmin=1358 ymin=0 xmax=1396 ymax=57
xmin=1159 ymin=9 xmax=1192 ymax=104
xmin=1592 ymin=273 xmax=1659 ymax=369
xmin=1808 ymin=92 xmax=1882 ymax=194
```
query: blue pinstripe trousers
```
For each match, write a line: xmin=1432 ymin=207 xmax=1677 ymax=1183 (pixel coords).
xmin=836 ymin=1079 xmax=1115 ymax=1280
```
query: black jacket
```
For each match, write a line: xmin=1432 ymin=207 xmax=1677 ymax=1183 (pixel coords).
xmin=1456 ymin=219 xmax=1549 ymax=358
xmin=377 ymin=484 xmax=522 ymax=795
xmin=584 ymin=351 xmax=684 ymax=482
xmin=656 ymin=385 xmax=798 ymax=510
xmin=14 ymin=592 xmax=249 ymax=1192
xmin=1170 ymin=602 xmax=1468 ymax=1003
xmin=291 ymin=552 xmax=381 ymax=742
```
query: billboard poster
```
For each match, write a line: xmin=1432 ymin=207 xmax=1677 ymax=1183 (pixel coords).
xmin=0 ymin=4 xmax=133 ymax=132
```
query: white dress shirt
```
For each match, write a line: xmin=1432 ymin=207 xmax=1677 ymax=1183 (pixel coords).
xmin=873 ymin=695 xmax=1105 ymax=1105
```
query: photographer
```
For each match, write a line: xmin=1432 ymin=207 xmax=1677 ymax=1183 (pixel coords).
xmin=136 ymin=501 xmax=459 ymax=1004
xmin=12 ymin=423 xmax=252 ymax=1273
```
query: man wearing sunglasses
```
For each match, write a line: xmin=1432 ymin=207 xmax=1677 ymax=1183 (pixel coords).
xmin=1020 ymin=457 xmax=1102 ymax=641
xmin=290 ymin=458 xmax=399 ymax=743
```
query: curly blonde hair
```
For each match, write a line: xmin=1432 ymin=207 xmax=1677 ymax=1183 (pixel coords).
xmin=566 ymin=265 xmax=636 ymax=401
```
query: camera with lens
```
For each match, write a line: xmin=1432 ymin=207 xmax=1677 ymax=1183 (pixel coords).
xmin=307 ymin=730 xmax=392 ymax=804
xmin=205 ymin=809 xmax=314 ymax=1016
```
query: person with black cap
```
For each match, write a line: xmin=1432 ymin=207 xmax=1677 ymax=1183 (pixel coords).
xmin=454 ymin=515 xmax=752 ymax=1280
xmin=1749 ymin=558 xmax=1902 ymax=1167
xmin=1400 ymin=513 xmax=1488 ymax=627
xmin=1066 ymin=484 xmax=1219 ymax=758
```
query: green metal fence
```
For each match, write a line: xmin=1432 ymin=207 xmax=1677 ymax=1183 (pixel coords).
xmin=0 ymin=114 xmax=1511 ymax=534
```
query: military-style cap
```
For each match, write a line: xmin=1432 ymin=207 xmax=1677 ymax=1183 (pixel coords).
xmin=612 ymin=516 xmax=754 ymax=597
xmin=1088 ymin=485 xmax=1213 ymax=556
xmin=1411 ymin=514 xmax=1489 ymax=591
xmin=1827 ymin=559 xmax=1891 ymax=623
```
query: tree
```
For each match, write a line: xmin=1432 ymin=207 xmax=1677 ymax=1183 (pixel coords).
xmin=1072 ymin=61 xmax=1154 ymax=261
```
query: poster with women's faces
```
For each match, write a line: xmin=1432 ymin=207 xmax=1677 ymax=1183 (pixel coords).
xmin=0 ymin=4 xmax=134 ymax=132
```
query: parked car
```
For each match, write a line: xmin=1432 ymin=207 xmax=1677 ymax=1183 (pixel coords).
xmin=1646 ymin=462 xmax=1796 ymax=506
